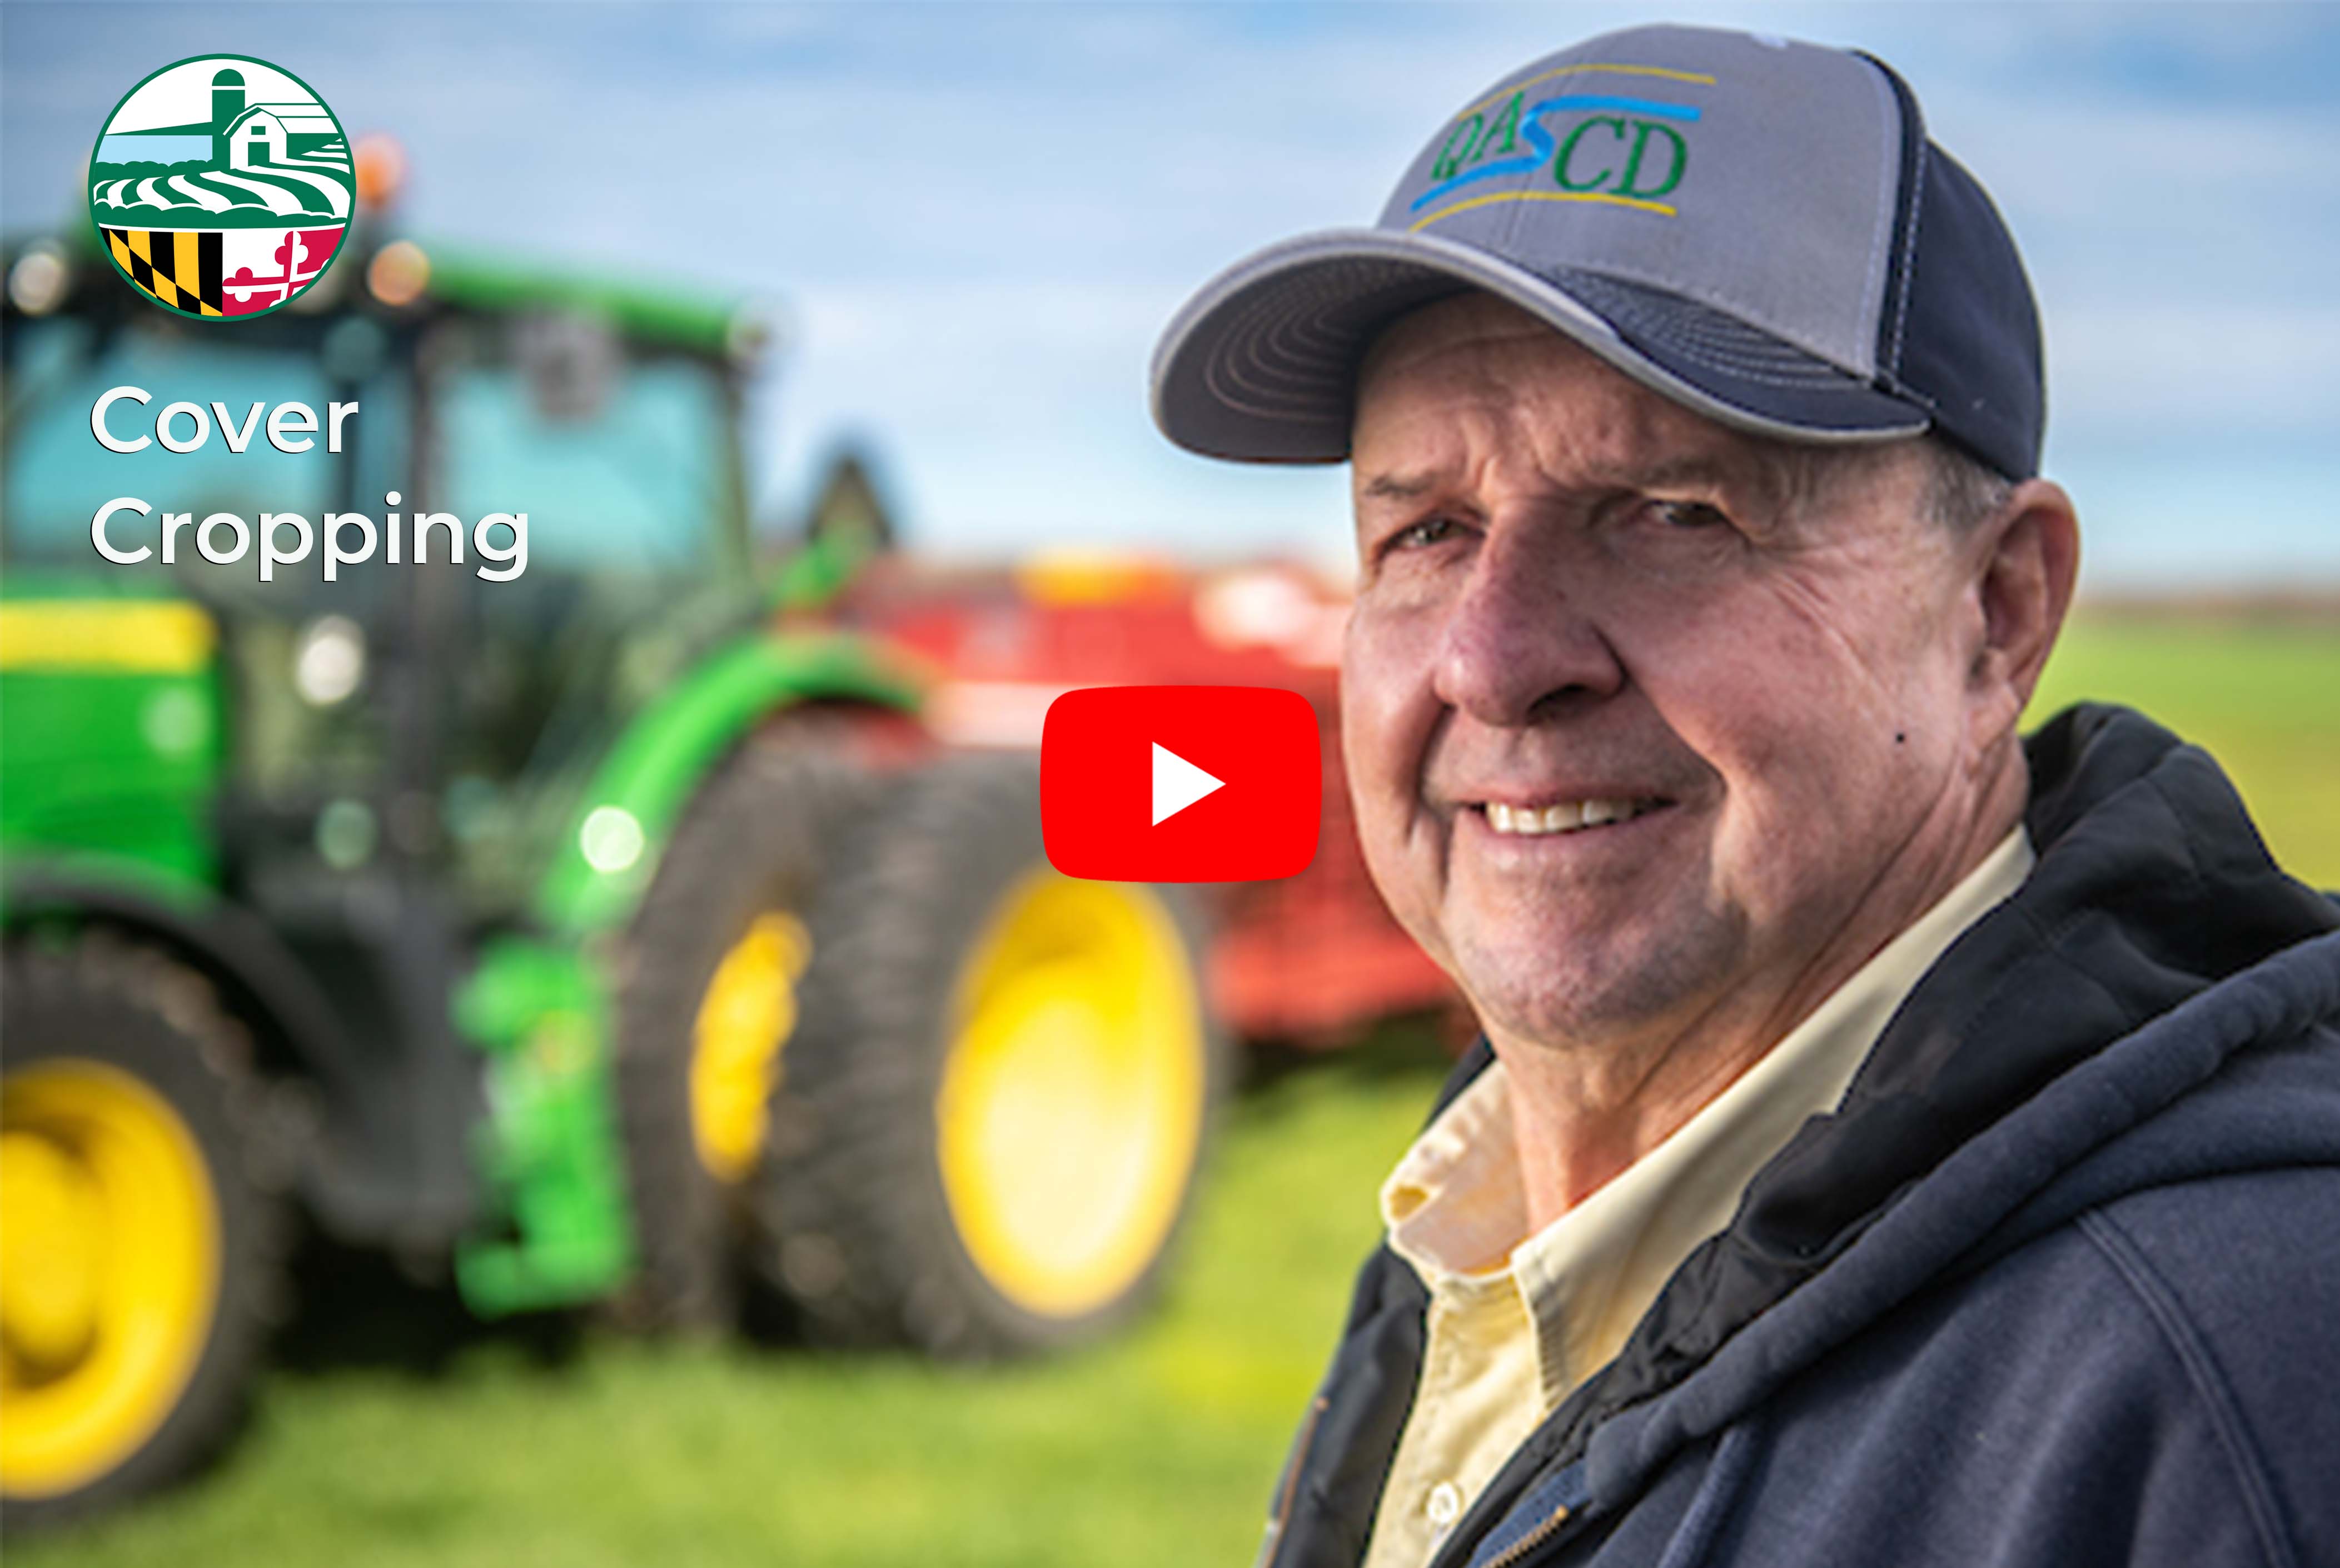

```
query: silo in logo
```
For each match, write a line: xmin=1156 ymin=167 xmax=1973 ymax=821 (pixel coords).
xmin=87 ymin=55 xmax=354 ymax=320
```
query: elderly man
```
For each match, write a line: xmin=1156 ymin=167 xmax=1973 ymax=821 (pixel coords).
xmin=1151 ymin=24 xmax=2340 ymax=1568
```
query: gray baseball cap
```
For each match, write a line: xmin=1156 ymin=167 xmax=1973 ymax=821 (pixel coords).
xmin=1151 ymin=24 xmax=2044 ymax=480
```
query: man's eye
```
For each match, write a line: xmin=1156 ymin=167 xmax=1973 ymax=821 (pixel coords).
xmin=1652 ymin=500 xmax=1732 ymax=530
xmin=1389 ymin=516 xmax=1460 ymax=551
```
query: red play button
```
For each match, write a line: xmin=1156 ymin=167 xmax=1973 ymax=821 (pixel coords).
xmin=1040 ymin=685 xmax=1320 ymax=882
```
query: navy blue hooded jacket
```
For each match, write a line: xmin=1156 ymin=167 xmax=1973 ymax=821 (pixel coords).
xmin=1256 ymin=706 xmax=2340 ymax=1568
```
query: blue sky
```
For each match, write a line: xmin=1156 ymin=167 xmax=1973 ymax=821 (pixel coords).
xmin=7 ymin=2 xmax=2337 ymax=592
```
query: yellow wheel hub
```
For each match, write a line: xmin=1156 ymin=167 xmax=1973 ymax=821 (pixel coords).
xmin=690 ymin=912 xmax=812 ymax=1183
xmin=1 ymin=1061 xmax=221 ymax=1500
xmin=937 ymin=874 xmax=1206 ymax=1320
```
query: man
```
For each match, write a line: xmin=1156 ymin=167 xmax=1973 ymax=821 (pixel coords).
xmin=1149 ymin=24 xmax=2340 ymax=1568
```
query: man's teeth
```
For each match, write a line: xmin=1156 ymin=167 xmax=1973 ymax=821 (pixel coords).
xmin=1484 ymin=799 xmax=1653 ymax=835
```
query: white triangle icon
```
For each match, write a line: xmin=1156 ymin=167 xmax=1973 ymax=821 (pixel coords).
xmin=1151 ymin=742 xmax=1224 ymax=827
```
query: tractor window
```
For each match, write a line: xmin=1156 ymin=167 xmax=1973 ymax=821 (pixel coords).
xmin=4 ymin=320 xmax=337 ymax=560
xmin=438 ymin=357 xmax=729 ymax=573
xmin=0 ymin=315 xmax=406 ymax=621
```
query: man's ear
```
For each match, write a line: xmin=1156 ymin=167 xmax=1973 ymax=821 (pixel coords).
xmin=1966 ymin=478 xmax=2081 ymax=754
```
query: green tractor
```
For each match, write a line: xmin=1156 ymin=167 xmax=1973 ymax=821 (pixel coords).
xmin=0 ymin=223 xmax=1222 ymax=1522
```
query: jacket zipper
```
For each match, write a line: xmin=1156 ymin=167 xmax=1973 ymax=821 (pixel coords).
xmin=1256 ymin=1394 xmax=1330 ymax=1568
xmin=1476 ymin=1500 xmax=1573 ymax=1568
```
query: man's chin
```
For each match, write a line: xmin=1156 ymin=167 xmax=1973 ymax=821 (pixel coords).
xmin=1448 ymin=923 xmax=1736 ymax=1054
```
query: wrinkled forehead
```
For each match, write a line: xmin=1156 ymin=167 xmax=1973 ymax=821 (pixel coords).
xmin=1351 ymin=292 xmax=1924 ymax=524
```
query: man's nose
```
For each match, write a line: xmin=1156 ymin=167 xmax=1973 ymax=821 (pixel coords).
xmin=1431 ymin=527 xmax=1625 ymax=726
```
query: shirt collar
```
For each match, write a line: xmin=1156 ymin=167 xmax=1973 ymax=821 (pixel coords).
xmin=1380 ymin=825 xmax=2036 ymax=1399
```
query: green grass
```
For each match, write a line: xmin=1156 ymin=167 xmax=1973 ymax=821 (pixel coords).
xmin=12 ymin=1033 xmax=1453 ymax=1568
xmin=17 ymin=614 xmax=2334 ymax=1567
xmin=2030 ymin=614 xmax=2340 ymax=887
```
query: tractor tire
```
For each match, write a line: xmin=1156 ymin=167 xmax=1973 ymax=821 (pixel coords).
xmin=0 ymin=934 xmax=288 ymax=1528
xmin=754 ymin=752 xmax=1224 ymax=1358
xmin=609 ymin=727 xmax=870 ymax=1332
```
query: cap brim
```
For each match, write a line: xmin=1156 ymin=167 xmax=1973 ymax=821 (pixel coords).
xmin=1150 ymin=228 xmax=1933 ymax=464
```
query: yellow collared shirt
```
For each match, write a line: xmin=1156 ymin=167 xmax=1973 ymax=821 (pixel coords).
xmin=1362 ymin=828 xmax=2035 ymax=1568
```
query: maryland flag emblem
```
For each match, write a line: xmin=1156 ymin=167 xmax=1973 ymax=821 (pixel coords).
xmin=88 ymin=55 xmax=355 ymax=320
xmin=103 ymin=227 xmax=226 ymax=315
xmin=103 ymin=226 xmax=346 ymax=317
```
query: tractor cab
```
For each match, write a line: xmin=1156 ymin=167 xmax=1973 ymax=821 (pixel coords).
xmin=3 ymin=235 xmax=772 ymax=926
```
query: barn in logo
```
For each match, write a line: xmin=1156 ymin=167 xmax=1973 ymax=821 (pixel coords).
xmin=87 ymin=54 xmax=353 ymax=319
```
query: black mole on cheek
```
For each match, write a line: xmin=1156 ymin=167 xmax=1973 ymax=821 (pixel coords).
xmin=1894 ymin=731 xmax=1906 ymax=744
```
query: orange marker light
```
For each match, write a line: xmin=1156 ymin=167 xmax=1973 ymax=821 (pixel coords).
xmin=367 ymin=241 xmax=430 ymax=307
xmin=353 ymin=133 xmax=407 ymax=210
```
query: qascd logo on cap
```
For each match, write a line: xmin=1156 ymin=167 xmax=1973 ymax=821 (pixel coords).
xmin=87 ymin=55 xmax=354 ymax=320
xmin=1407 ymin=63 xmax=1711 ymax=232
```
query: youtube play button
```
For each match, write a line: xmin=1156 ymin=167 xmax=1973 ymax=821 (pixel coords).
xmin=1151 ymin=743 xmax=1223 ymax=825
xmin=1042 ymin=686 xmax=1320 ymax=882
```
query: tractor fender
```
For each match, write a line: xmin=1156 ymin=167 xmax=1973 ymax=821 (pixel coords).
xmin=1 ymin=860 xmax=365 ymax=1119
xmin=532 ymin=630 xmax=923 ymax=935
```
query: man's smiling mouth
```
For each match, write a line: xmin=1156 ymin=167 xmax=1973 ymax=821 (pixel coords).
xmin=1475 ymin=798 xmax=1672 ymax=837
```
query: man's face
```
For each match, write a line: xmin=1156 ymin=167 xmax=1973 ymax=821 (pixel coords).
xmin=1343 ymin=295 xmax=1989 ymax=1054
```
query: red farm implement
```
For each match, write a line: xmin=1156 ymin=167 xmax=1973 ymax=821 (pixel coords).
xmin=821 ymin=548 xmax=1462 ymax=1046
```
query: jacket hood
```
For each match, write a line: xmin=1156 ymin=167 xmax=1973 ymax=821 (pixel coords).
xmin=1434 ymin=704 xmax=2340 ymax=1562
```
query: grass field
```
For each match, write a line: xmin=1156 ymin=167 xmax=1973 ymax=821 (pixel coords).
xmin=2029 ymin=613 xmax=2340 ymax=886
xmin=11 ymin=1033 xmax=1451 ymax=1568
xmin=14 ymin=614 xmax=2334 ymax=1567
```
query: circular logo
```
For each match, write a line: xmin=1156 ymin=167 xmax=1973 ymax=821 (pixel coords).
xmin=87 ymin=55 xmax=354 ymax=320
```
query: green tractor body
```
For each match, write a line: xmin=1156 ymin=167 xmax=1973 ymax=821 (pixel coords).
xmin=1 ymin=589 xmax=226 ymax=889
xmin=5 ymin=220 xmax=1201 ymax=1524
